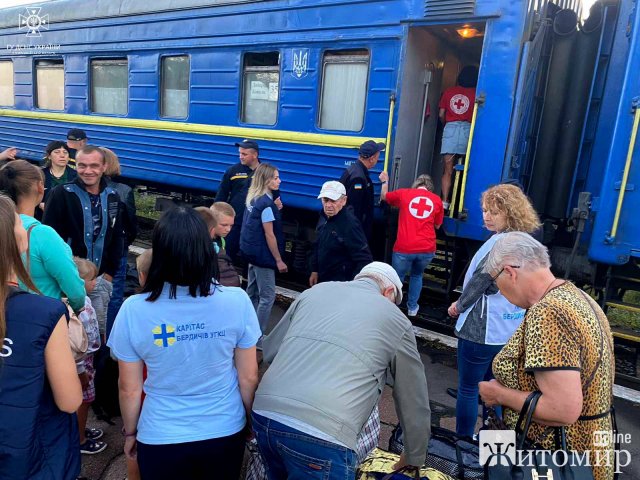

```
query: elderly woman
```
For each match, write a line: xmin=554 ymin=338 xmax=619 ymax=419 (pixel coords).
xmin=448 ymin=183 xmax=540 ymax=436
xmin=480 ymin=232 xmax=615 ymax=480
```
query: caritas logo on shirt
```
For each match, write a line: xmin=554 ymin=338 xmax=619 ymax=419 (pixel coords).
xmin=408 ymin=196 xmax=435 ymax=219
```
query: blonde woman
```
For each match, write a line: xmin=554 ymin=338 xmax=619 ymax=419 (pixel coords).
xmin=447 ymin=183 xmax=540 ymax=437
xmin=240 ymin=163 xmax=287 ymax=338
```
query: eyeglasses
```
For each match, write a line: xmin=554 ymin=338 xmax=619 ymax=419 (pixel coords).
xmin=491 ymin=265 xmax=521 ymax=282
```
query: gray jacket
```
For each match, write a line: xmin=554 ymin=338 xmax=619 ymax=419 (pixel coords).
xmin=254 ymin=278 xmax=431 ymax=466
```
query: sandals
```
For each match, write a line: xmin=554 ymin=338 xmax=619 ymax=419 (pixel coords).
xmin=80 ymin=438 xmax=107 ymax=455
xmin=85 ymin=427 xmax=104 ymax=440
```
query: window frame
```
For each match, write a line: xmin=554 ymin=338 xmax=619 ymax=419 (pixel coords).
xmin=34 ymin=57 xmax=65 ymax=111
xmin=89 ymin=57 xmax=129 ymax=116
xmin=159 ymin=54 xmax=190 ymax=120
xmin=239 ymin=51 xmax=281 ymax=126
xmin=317 ymin=49 xmax=371 ymax=133
xmin=0 ymin=59 xmax=14 ymax=107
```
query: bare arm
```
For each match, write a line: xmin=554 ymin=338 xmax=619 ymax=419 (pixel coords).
xmin=45 ymin=316 xmax=83 ymax=413
xmin=118 ymin=360 xmax=144 ymax=459
xmin=379 ymin=171 xmax=389 ymax=201
xmin=439 ymin=108 xmax=446 ymax=123
xmin=479 ymin=370 xmax=583 ymax=426
xmin=234 ymin=346 xmax=259 ymax=424
xmin=262 ymin=221 xmax=287 ymax=273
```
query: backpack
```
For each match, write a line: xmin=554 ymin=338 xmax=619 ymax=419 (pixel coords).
xmin=217 ymin=248 xmax=241 ymax=287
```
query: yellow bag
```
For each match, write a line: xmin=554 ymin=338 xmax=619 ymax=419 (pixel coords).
xmin=357 ymin=448 xmax=455 ymax=480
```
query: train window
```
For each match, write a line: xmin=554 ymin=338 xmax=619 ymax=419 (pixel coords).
xmin=241 ymin=52 xmax=279 ymax=125
xmin=0 ymin=61 xmax=13 ymax=106
xmin=35 ymin=59 xmax=64 ymax=111
xmin=91 ymin=59 xmax=128 ymax=115
xmin=319 ymin=50 xmax=369 ymax=131
xmin=161 ymin=56 xmax=190 ymax=118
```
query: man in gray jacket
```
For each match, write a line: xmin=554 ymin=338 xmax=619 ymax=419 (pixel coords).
xmin=252 ymin=262 xmax=431 ymax=479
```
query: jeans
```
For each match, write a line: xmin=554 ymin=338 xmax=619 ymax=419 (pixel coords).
xmin=252 ymin=412 xmax=358 ymax=480
xmin=391 ymin=252 xmax=435 ymax=311
xmin=456 ymin=338 xmax=504 ymax=437
xmin=247 ymin=264 xmax=276 ymax=334
xmin=106 ymin=254 xmax=127 ymax=339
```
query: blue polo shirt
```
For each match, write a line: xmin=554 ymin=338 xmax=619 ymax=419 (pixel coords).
xmin=108 ymin=283 xmax=260 ymax=445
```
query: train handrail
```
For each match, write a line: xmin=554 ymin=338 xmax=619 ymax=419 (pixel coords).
xmin=457 ymin=96 xmax=483 ymax=216
xmin=610 ymin=102 xmax=640 ymax=239
xmin=383 ymin=94 xmax=396 ymax=173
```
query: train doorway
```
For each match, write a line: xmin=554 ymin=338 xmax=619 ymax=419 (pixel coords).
xmin=393 ymin=23 xmax=484 ymax=195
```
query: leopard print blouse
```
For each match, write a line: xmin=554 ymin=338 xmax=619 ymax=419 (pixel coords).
xmin=492 ymin=282 xmax=615 ymax=480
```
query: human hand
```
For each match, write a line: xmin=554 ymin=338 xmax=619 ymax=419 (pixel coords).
xmin=124 ymin=436 xmax=137 ymax=460
xmin=309 ymin=272 xmax=318 ymax=287
xmin=379 ymin=171 xmax=389 ymax=183
xmin=274 ymin=197 xmax=283 ymax=210
xmin=78 ymin=372 xmax=90 ymax=390
xmin=479 ymin=379 xmax=504 ymax=407
xmin=447 ymin=302 xmax=459 ymax=317
xmin=276 ymin=260 xmax=288 ymax=273
xmin=0 ymin=147 xmax=17 ymax=161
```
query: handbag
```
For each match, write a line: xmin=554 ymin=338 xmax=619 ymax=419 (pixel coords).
xmin=65 ymin=301 xmax=89 ymax=361
xmin=388 ymin=425 xmax=483 ymax=480
xmin=484 ymin=391 xmax=594 ymax=480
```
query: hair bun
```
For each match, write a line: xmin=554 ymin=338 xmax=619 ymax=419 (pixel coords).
xmin=4 ymin=165 xmax=17 ymax=179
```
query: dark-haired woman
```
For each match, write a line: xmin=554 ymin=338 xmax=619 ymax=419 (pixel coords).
xmin=439 ymin=65 xmax=478 ymax=209
xmin=0 ymin=194 xmax=83 ymax=479
xmin=108 ymin=206 xmax=261 ymax=480
xmin=0 ymin=160 xmax=85 ymax=312
xmin=41 ymin=141 xmax=77 ymax=211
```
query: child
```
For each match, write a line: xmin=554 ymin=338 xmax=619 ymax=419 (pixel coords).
xmin=211 ymin=202 xmax=241 ymax=287
xmin=194 ymin=206 xmax=218 ymax=248
xmin=73 ymin=257 xmax=108 ymax=455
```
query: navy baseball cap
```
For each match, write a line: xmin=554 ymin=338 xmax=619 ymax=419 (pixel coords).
xmin=235 ymin=139 xmax=259 ymax=152
xmin=359 ymin=140 xmax=386 ymax=159
xmin=67 ymin=128 xmax=87 ymax=141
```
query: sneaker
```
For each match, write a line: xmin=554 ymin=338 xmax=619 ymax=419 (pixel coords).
xmin=80 ymin=439 xmax=107 ymax=455
xmin=85 ymin=427 xmax=103 ymax=440
xmin=407 ymin=308 xmax=418 ymax=317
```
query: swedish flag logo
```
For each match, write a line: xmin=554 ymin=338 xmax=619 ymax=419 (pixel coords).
xmin=152 ymin=324 xmax=176 ymax=348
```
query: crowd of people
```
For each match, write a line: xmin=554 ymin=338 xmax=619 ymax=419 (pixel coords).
xmin=0 ymin=126 xmax=616 ymax=480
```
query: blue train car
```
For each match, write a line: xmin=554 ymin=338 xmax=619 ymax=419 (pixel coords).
xmin=0 ymin=0 xmax=574 ymax=215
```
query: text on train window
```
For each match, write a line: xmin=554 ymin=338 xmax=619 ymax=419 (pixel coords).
xmin=319 ymin=50 xmax=369 ymax=132
xmin=241 ymin=52 xmax=279 ymax=125
xmin=161 ymin=56 xmax=190 ymax=118
xmin=0 ymin=61 xmax=14 ymax=107
xmin=35 ymin=59 xmax=64 ymax=111
xmin=91 ymin=59 xmax=128 ymax=115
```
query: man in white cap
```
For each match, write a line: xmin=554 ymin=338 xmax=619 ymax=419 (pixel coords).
xmin=252 ymin=261 xmax=431 ymax=479
xmin=309 ymin=180 xmax=372 ymax=286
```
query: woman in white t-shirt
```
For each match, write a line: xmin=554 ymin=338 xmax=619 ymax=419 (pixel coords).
xmin=108 ymin=206 xmax=261 ymax=480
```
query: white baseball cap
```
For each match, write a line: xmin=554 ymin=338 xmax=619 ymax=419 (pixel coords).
xmin=355 ymin=261 xmax=404 ymax=305
xmin=317 ymin=181 xmax=346 ymax=201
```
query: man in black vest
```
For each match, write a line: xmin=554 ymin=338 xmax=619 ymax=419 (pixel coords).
xmin=339 ymin=140 xmax=385 ymax=242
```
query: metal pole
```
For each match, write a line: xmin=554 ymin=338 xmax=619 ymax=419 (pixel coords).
xmin=413 ymin=67 xmax=433 ymax=180
xmin=383 ymin=94 xmax=396 ymax=172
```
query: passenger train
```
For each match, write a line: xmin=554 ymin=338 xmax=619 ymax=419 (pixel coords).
xmin=0 ymin=0 xmax=639 ymax=319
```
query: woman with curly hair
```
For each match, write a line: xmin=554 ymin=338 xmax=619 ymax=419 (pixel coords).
xmin=447 ymin=183 xmax=540 ymax=437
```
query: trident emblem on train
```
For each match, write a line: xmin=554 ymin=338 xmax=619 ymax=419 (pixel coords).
xmin=292 ymin=48 xmax=309 ymax=79
xmin=18 ymin=7 xmax=49 ymax=37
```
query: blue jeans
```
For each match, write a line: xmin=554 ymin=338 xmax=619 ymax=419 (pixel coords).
xmin=252 ymin=412 xmax=358 ymax=480
xmin=456 ymin=338 xmax=504 ymax=437
xmin=391 ymin=252 xmax=435 ymax=311
xmin=106 ymin=255 xmax=127 ymax=339
xmin=247 ymin=264 xmax=276 ymax=334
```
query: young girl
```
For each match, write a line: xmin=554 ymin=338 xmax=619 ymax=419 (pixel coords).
xmin=239 ymin=163 xmax=287 ymax=338
xmin=73 ymin=257 xmax=108 ymax=455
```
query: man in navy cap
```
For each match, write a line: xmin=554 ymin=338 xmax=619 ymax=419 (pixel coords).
xmin=339 ymin=140 xmax=385 ymax=241
xmin=66 ymin=128 xmax=88 ymax=167
xmin=216 ymin=139 xmax=280 ymax=262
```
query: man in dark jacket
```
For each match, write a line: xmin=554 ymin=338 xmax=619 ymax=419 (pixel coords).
xmin=43 ymin=146 xmax=124 ymax=334
xmin=309 ymin=181 xmax=373 ymax=286
xmin=215 ymin=139 xmax=281 ymax=262
xmin=339 ymin=140 xmax=385 ymax=241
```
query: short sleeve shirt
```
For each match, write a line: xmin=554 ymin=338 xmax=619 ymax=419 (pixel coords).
xmin=261 ymin=207 xmax=275 ymax=223
xmin=439 ymin=86 xmax=476 ymax=123
xmin=492 ymin=282 xmax=615 ymax=480
xmin=385 ymin=189 xmax=443 ymax=254
xmin=107 ymin=284 xmax=261 ymax=445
